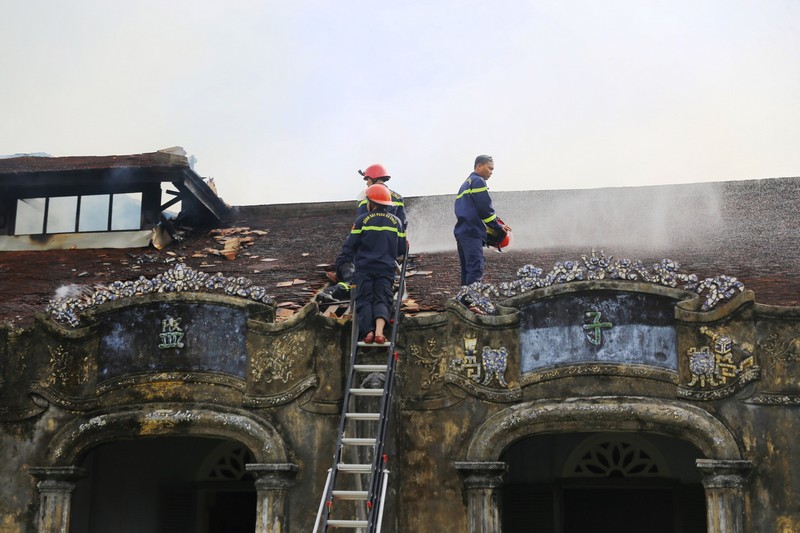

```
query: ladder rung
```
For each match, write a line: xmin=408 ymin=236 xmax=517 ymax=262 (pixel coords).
xmin=356 ymin=341 xmax=391 ymax=348
xmin=326 ymin=519 xmax=369 ymax=528
xmin=341 ymin=437 xmax=376 ymax=446
xmin=345 ymin=412 xmax=380 ymax=420
xmin=353 ymin=364 xmax=388 ymax=372
xmin=350 ymin=388 xmax=383 ymax=396
xmin=337 ymin=463 xmax=372 ymax=472
xmin=331 ymin=490 xmax=368 ymax=500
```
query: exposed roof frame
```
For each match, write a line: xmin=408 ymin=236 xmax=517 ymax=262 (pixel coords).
xmin=0 ymin=150 xmax=228 ymax=222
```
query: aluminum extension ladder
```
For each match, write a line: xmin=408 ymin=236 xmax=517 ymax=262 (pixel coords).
xmin=313 ymin=251 xmax=409 ymax=532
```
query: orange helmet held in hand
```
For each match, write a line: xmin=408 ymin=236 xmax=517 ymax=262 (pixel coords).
xmin=486 ymin=218 xmax=511 ymax=251
xmin=359 ymin=164 xmax=391 ymax=181
xmin=365 ymin=184 xmax=393 ymax=206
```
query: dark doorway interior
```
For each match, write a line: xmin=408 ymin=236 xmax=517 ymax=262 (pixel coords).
xmin=205 ymin=490 xmax=258 ymax=533
xmin=71 ymin=437 xmax=256 ymax=533
xmin=562 ymin=487 xmax=673 ymax=533
xmin=500 ymin=433 xmax=707 ymax=533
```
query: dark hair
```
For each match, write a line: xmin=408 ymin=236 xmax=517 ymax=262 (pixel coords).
xmin=474 ymin=154 xmax=493 ymax=168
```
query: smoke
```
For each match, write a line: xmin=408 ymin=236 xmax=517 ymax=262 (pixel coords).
xmin=54 ymin=284 xmax=90 ymax=299
xmin=405 ymin=182 xmax=724 ymax=253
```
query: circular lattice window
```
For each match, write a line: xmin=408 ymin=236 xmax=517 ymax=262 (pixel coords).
xmin=562 ymin=434 xmax=670 ymax=478
xmin=197 ymin=441 xmax=256 ymax=481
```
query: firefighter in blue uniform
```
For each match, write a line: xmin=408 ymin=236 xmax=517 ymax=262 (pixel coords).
xmin=318 ymin=164 xmax=406 ymax=305
xmin=337 ymin=183 xmax=408 ymax=344
xmin=356 ymin=164 xmax=407 ymax=228
xmin=453 ymin=154 xmax=511 ymax=287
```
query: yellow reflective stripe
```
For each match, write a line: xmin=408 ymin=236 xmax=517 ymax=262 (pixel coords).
xmin=351 ymin=225 xmax=404 ymax=235
xmin=362 ymin=225 xmax=402 ymax=234
xmin=482 ymin=213 xmax=497 ymax=224
xmin=456 ymin=185 xmax=489 ymax=200
xmin=360 ymin=198 xmax=402 ymax=207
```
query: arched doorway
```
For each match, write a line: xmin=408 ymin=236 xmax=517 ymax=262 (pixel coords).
xmin=501 ymin=432 xmax=706 ymax=533
xmin=32 ymin=404 xmax=298 ymax=533
xmin=70 ymin=437 xmax=257 ymax=533
xmin=457 ymin=397 xmax=750 ymax=533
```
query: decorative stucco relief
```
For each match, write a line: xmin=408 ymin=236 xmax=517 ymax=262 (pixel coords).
xmin=746 ymin=332 xmax=800 ymax=405
xmin=246 ymin=330 xmax=317 ymax=407
xmin=44 ymin=344 xmax=92 ymax=390
xmin=45 ymin=262 xmax=274 ymax=327
xmin=761 ymin=332 xmax=800 ymax=364
xmin=679 ymin=326 xmax=759 ymax=400
xmin=47 ymin=344 xmax=71 ymax=387
xmin=244 ymin=376 xmax=318 ymax=408
xmin=252 ymin=334 xmax=300 ymax=384
xmin=406 ymin=331 xmax=520 ymax=403
xmin=409 ymin=338 xmax=447 ymax=390
xmin=745 ymin=393 xmax=800 ymax=406
xmin=408 ymin=333 xmax=520 ymax=402
xmin=457 ymin=249 xmax=745 ymax=315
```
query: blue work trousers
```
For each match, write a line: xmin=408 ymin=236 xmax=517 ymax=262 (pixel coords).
xmin=457 ymin=235 xmax=485 ymax=286
xmin=353 ymin=271 xmax=394 ymax=337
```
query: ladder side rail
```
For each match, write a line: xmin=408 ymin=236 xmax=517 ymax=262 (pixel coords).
xmin=365 ymin=348 xmax=397 ymax=530
xmin=369 ymin=246 xmax=409 ymax=483
xmin=318 ymin=296 xmax=361 ymax=529
xmin=312 ymin=468 xmax=334 ymax=533
xmin=374 ymin=468 xmax=391 ymax=533
xmin=366 ymin=246 xmax=410 ymax=530
xmin=388 ymin=246 xmax=410 ymax=350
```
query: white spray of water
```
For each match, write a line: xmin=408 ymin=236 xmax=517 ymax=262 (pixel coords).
xmin=406 ymin=182 xmax=724 ymax=253
xmin=54 ymin=284 xmax=90 ymax=299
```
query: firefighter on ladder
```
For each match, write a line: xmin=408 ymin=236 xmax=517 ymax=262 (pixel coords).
xmin=336 ymin=183 xmax=408 ymax=343
xmin=317 ymin=164 xmax=407 ymax=305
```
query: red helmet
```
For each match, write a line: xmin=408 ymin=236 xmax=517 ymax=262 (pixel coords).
xmin=486 ymin=218 xmax=511 ymax=250
xmin=365 ymin=184 xmax=393 ymax=206
xmin=359 ymin=164 xmax=391 ymax=181
xmin=498 ymin=233 xmax=511 ymax=249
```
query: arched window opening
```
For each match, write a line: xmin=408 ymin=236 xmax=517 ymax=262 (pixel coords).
xmin=563 ymin=434 xmax=668 ymax=479
xmin=198 ymin=441 xmax=256 ymax=482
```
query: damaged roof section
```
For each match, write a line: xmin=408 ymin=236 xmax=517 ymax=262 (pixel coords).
xmin=0 ymin=172 xmax=798 ymax=329
xmin=0 ymin=147 xmax=228 ymax=251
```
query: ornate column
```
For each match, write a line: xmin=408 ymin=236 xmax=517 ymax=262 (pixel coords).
xmin=29 ymin=466 xmax=86 ymax=533
xmin=246 ymin=463 xmax=298 ymax=533
xmin=696 ymin=459 xmax=752 ymax=533
xmin=455 ymin=461 xmax=508 ymax=533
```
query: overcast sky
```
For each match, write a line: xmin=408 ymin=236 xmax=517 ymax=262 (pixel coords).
xmin=2 ymin=1 xmax=799 ymax=206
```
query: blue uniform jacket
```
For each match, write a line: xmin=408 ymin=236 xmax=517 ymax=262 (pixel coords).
xmin=453 ymin=172 xmax=503 ymax=241
xmin=357 ymin=188 xmax=407 ymax=229
xmin=338 ymin=208 xmax=407 ymax=274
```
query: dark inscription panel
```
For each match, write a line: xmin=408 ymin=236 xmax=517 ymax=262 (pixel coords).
xmin=98 ymin=302 xmax=247 ymax=382
xmin=520 ymin=292 xmax=677 ymax=373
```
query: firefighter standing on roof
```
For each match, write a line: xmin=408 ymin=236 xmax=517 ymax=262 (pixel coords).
xmin=453 ymin=154 xmax=511 ymax=286
xmin=357 ymin=164 xmax=407 ymax=228
xmin=337 ymin=183 xmax=408 ymax=344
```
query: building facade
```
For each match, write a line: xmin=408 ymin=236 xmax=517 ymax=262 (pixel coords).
xmin=1 ymin=155 xmax=799 ymax=532
xmin=1 ymin=267 xmax=799 ymax=532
